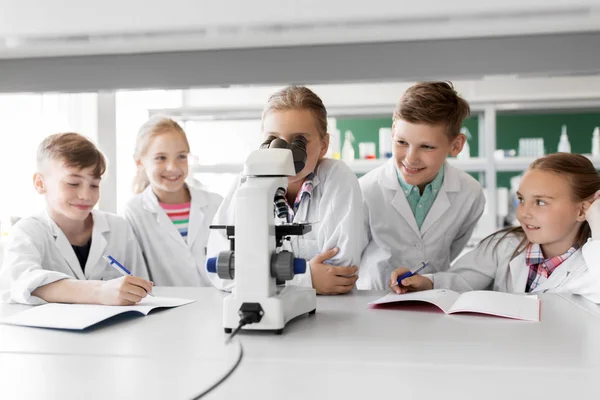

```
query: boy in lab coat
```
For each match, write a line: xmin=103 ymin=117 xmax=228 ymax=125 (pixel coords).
xmin=358 ymin=82 xmax=486 ymax=290
xmin=0 ymin=133 xmax=152 ymax=305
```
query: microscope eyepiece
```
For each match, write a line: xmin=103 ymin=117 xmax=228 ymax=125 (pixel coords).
xmin=269 ymin=138 xmax=289 ymax=149
xmin=259 ymin=135 xmax=278 ymax=149
xmin=289 ymin=135 xmax=308 ymax=174
xmin=259 ymin=134 xmax=308 ymax=174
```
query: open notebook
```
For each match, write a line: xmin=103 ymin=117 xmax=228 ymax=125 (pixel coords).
xmin=369 ymin=289 xmax=540 ymax=322
xmin=0 ymin=296 xmax=195 ymax=330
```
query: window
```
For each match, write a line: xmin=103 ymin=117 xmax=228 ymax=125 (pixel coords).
xmin=115 ymin=89 xmax=183 ymax=214
xmin=0 ymin=92 xmax=97 ymax=227
xmin=185 ymin=119 xmax=263 ymax=197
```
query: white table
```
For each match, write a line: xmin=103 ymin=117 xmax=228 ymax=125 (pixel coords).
xmin=1 ymin=288 xmax=600 ymax=399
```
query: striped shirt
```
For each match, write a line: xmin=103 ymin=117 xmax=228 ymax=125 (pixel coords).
xmin=159 ymin=202 xmax=190 ymax=243
xmin=525 ymin=243 xmax=578 ymax=292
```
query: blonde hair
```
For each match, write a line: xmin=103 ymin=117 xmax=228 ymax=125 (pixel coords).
xmin=37 ymin=132 xmax=106 ymax=178
xmin=132 ymin=116 xmax=190 ymax=194
xmin=261 ymin=85 xmax=328 ymax=141
xmin=393 ymin=81 xmax=470 ymax=138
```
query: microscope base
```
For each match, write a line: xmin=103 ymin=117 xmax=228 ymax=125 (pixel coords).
xmin=223 ymin=285 xmax=317 ymax=334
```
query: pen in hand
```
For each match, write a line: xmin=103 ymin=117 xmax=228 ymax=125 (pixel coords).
xmin=392 ymin=261 xmax=431 ymax=287
xmin=103 ymin=255 xmax=155 ymax=297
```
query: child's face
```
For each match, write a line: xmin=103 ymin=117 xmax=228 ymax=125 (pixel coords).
xmin=392 ymin=120 xmax=464 ymax=190
xmin=262 ymin=109 xmax=328 ymax=185
xmin=517 ymin=169 xmax=586 ymax=255
xmin=34 ymin=160 xmax=100 ymax=222
xmin=137 ymin=131 xmax=189 ymax=197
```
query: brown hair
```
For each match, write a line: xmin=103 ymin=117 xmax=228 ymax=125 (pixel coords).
xmin=486 ymin=153 xmax=600 ymax=258
xmin=393 ymin=81 xmax=470 ymax=138
xmin=261 ymin=85 xmax=328 ymax=141
xmin=132 ymin=116 xmax=190 ymax=194
xmin=37 ymin=132 xmax=106 ymax=179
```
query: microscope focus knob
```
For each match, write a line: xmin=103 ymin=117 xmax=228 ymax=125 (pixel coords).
xmin=271 ymin=251 xmax=294 ymax=281
xmin=293 ymin=258 xmax=306 ymax=274
xmin=215 ymin=251 xmax=235 ymax=280
xmin=271 ymin=251 xmax=307 ymax=281
xmin=206 ymin=257 xmax=217 ymax=273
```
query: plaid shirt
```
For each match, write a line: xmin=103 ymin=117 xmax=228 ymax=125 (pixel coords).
xmin=525 ymin=243 xmax=578 ymax=292
xmin=274 ymin=173 xmax=315 ymax=223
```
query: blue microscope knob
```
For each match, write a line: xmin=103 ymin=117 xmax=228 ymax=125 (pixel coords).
xmin=206 ymin=257 xmax=217 ymax=273
xmin=293 ymin=258 xmax=306 ymax=274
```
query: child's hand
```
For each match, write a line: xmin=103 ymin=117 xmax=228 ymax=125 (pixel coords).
xmin=310 ymin=248 xmax=359 ymax=295
xmin=97 ymin=276 xmax=154 ymax=305
xmin=389 ymin=267 xmax=433 ymax=294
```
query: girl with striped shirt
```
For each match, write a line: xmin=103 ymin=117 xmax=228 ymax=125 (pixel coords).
xmin=124 ymin=117 xmax=223 ymax=286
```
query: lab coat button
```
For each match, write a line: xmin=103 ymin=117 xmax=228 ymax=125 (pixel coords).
xmin=415 ymin=243 xmax=422 ymax=249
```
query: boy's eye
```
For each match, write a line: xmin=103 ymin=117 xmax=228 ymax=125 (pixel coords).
xmin=155 ymin=156 xmax=166 ymax=161
xmin=67 ymin=183 xmax=79 ymax=187
xmin=396 ymin=140 xmax=408 ymax=146
xmin=517 ymin=197 xmax=524 ymax=204
xmin=178 ymin=154 xmax=188 ymax=160
xmin=91 ymin=185 xmax=100 ymax=189
xmin=422 ymin=145 xmax=435 ymax=150
xmin=536 ymin=199 xmax=546 ymax=206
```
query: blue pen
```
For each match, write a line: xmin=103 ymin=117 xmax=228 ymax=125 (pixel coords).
xmin=103 ymin=255 xmax=154 ymax=297
xmin=393 ymin=261 xmax=431 ymax=287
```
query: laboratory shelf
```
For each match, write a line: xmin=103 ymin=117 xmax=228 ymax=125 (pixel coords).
xmin=495 ymin=156 xmax=600 ymax=172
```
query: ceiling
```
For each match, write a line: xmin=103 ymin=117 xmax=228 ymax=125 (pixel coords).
xmin=1 ymin=0 xmax=599 ymax=59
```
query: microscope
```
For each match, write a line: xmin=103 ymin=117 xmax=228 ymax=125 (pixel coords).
xmin=206 ymin=135 xmax=317 ymax=334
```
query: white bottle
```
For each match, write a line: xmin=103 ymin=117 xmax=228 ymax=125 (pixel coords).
xmin=457 ymin=140 xmax=470 ymax=160
xmin=558 ymin=125 xmax=571 ymax=153
xmin=456 ymin=127 xmax=471 ymax=160
xmin=342 ymin=130 xmax=355 ymax=163
xmin=378 ymin=127 xmax=393 ymax=159
xmin=328 ymin=128 xmax=341 ymax=159
xmin=592 ymin=127 xmax=600 ymax=157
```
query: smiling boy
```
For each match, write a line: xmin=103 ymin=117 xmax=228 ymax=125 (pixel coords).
xmin=0 ymin=133 xmax=151 ymax=305
xmin=358 ymin=82 xmax=486 ymax=290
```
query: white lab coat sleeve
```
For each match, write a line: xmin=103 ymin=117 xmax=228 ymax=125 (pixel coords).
xmin=206 ymin=179 xmax=239 ymax=292
xmin=430 ymin=235 xmax=505 ymax=292
xmin=569 ymin=239 xmax=600 ymax=304
xmin=449 ymin=186 xmax=486 ymax=261
xmin=317 ymin=163 xmax=366 ymax=268
xmin=123 ymin=222 xmax=150 ymax=281
xmin=288 ymin=163 xmax=366 ymax=289
xmin=361 ymin=192 xmax=373 ymax=246
xmin=123 ymin=203 xmax=147 ymax=274
xmin=0 ymin=223 xmax=71 ymax=305
xmin=357 ymin=189 xmax=373 ymax=285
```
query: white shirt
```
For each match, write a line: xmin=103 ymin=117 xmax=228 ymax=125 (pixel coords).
xmin=0 ymin=210 xmax=148 ymax=305
xmin=358 ymin=159 xmax=486 ymax=290
xmin=207 ymin=158 xmax=366 ymax=291
xmin=124 ymin=185 xmax=222 ymax=286
xmin=430 ymin=233 xmax=600 ymax=304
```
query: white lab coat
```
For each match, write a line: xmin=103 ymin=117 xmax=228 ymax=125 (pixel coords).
xmin=430 ymin=234 xmax=600 ymax=303
xmin=207 ymin=158 xmax=365 ymax=291
xmin=124 ymin=185 xmax=223 ymax=286
xmin=0 ymin=210 xmax=148 ymax=305
xmin=357 ymin=159 xmax=486 ymax=290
